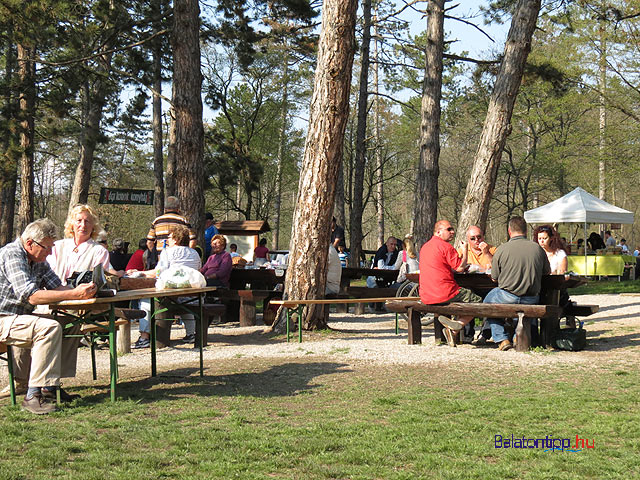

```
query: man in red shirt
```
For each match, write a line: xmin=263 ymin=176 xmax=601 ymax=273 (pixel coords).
xmin=419 ymin=220 xmax=481 ymax=345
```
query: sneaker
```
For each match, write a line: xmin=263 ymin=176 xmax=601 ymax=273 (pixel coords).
xmin=472 ymin=336 xmax=488 ymax=346
xmin=41 ymin=387 xmax=81 ymax=403
xmin=0 ymin=379 xmax=28 ymax=399
xmin=182 ymin=334 xmax=196 ymax=344
xmin=442 ymin=327 xmax=457 ymax=348
xmin=133 ymin=337 xmax=150 ymax=349
xmin=438 ymin=316 xmax=464 ymax=331
xmin=21 ymin=394 xmax=57 ymax=415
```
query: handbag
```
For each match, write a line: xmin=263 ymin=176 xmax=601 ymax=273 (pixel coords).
xmin=552 ymin=323 xmax=586 ymax=351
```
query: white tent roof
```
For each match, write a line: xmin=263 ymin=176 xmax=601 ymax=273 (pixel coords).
xmin=524 ymin=187 xmax=634 ymax=224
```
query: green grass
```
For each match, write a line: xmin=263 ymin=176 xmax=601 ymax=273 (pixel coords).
xmin=571 ymin=278 xmax=640 ymax=295
xmin=1 ymin=359 xmax=638 ymax=479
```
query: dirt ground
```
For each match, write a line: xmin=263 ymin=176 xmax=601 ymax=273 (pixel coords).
xmin=35 ymin=292 xmax=635 ymax=392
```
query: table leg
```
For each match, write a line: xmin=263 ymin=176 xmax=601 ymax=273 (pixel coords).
xmin=199 ymin=294 xmax=204 ymax=377
xmin=108 ymin=305 xmax=117 ymax=401
xmin=298 ymin=306 xmax=303 ymax=343
xmin=286 ymin=308 xmax=290 ymax=343
xmin=150 ymin=299 xmax=157 ymax=377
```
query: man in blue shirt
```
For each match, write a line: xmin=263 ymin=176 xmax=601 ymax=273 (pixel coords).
xmin=204 ymin=212 xmax=219 ymax=258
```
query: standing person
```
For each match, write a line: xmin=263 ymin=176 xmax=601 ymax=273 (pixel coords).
xmin=254 ymin=238 xmax=270 ymax=265
xmin=484 ymin=216 xmax=551 ymax=351
xmin=0 ymin=219 xmax=97 ymax=412
xmin=147 ymin=196 xmax=196 ymax=252
xmin=418 ymin=220 xmax=481 ymax=346
xmin=229 ymin=243 xmax=241 ymax=258
xmin=326 ymin=244 xmax=342 ymax=295
xmin=458 ymin=225 xmax=497 ymax=271
xmin=587 ymin=232 xmax=605 ymax=251
xmin=604 ymin=230 xmax=616 ymax=247
xmin=331 ymin=217 xmax=346 ymax=249
xmin=200 ymin=234 xmax=233 ymax=287
xmin=203 ymin=212 xmax=219 ymax=258
xmin=618 ymin=238 xmax=629 ymax=253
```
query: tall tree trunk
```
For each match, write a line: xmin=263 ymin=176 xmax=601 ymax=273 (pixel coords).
xmin=274 ymin=0 xmax=357 ymax=331
xmin=373 ymin=13 xmax=384 ymax=246
xmin=598 ymin=20 xmax=606 ymax=200
xmin=152 ymin=0 xmax=165 ymax=217
xmin=348 ymin=0 xmax=372 ymax=266
xmin=272 ymin=49 xmax=289 ymax=250
xmin=172 ymin=0 xmax=204 ymax=245
xmin=456 ymin=0 xmax=541 ymax=240
xmin=334 ymin=161 xmax=346 ymax=229
xmin=1 ymin=27 xmax=18 ymax=244
xmin=165 ymin=107 xmax=177 ymax=197
xmin=413 ymin=0 xmax=444 ymax=248
xmin=17 ymin=43 xmax=36 ymax=232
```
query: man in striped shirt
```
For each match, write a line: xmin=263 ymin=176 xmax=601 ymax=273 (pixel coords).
xmin=147 ymin=196 xmax=196 ymax=251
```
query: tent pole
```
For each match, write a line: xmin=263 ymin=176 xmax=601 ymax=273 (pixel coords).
xmin=584 ymin=221 xmax=588 ymax=277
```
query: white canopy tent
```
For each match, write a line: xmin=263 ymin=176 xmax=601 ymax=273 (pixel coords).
xmin=524 ymin=187 xmax=635 ymax=275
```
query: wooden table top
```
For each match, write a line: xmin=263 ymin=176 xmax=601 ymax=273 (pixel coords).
xmin=49 ymin=286 xmax=218 ymax=308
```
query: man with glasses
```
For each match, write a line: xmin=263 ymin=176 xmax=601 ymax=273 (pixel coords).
xmin=418 ymin=220 xmax=481 ymax=346
xmin=0 ymin=219 xmax=97 ymax=414
xmin=458 ymin=225 xmax=497 ymax=272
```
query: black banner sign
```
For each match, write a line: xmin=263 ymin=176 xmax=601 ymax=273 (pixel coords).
xmin=99 ymin=188 xmax=154 ymax=206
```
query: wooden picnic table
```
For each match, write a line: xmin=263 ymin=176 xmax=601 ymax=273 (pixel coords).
xmin=400 ymin=273 xmax=588 ymax=348
xmin=48 ymin=286 xmax=217 ymax=401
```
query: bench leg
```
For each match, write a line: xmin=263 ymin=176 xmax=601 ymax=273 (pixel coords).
xmin=434 ymin=317 xmax=443 ymax=345
xmin=239 ymin=299 xmax=257 ymax=327
xmin=117 ymin=321 xmax=131 ymax=355
xmin=515 ymin=313 xmax=531 ymax=352
xmin=407 ymin=308 xmax=422 ymax=344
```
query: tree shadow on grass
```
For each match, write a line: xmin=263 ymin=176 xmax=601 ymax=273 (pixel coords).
xmin=584 ymin=330 xmax=640 ymax=352
xmin=81 ymin=361 xmax=351 ymax=404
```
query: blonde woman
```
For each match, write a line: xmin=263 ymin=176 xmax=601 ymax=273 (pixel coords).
xmin=47 ymin=204 xmax=123 ymax=283
xmin=394 ymin=234 xmax=420 ymax=283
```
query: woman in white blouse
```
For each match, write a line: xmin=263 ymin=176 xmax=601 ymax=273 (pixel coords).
xmin=534 ymin=225 xmax=568 ymax=274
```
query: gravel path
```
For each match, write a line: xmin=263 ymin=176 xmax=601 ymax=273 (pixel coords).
xmin=68 ymin=293 xmax=640 ymax=386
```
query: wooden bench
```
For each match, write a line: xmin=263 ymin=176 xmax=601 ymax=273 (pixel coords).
xmin=342 ymin=287 xmax=399 ymax=314
xmin=212 ymin=289 xmax=281 ymax=327
xmin=562 ymin=303 xmax=599 ymax=328
xmin=271 ymin=297 xmax=419 ymax=342
xmin=385 ymin=300 xmax=563 ymax=351
xmin=0 ymin=342 xmax=16 ymax=406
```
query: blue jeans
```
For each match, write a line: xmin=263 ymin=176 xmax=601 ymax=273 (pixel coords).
xmin=483 ymin=287 xmax=539 ymax=343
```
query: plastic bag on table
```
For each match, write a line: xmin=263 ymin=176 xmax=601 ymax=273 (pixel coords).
xmin=156 ymin=265 xmax=206 ymax=290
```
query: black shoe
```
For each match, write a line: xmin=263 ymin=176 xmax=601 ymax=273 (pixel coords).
xmin=41 ymin=387 xmax=81 ymax=403
xmin=133 ymin=337 xmax=150 ymax=349
xmin=21 ymin=394 xmax=57 ymax=414
xmin=182 ymin=334 xmax=196 ymax=344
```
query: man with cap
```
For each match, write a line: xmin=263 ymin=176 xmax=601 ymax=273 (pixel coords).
xmin=109 ymin=238 xmax=130 ymax=271
xmin=204 ymin=212 xmax=219 ymax=259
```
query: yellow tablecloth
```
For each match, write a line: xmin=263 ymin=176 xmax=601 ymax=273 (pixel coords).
xmin=568 ymin=255 xmax=634 ymax=276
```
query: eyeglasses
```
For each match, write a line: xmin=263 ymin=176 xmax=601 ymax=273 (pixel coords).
xmin=32 ymin=240 xmax=52 ymax=251
xmin=446 ymin=227 xmax=455 ymax=232
xmin=469 ymin=235 xmax=483 ymax=241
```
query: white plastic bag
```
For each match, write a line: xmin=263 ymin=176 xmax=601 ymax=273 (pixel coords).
xmin=156 ymin=265 xmax=206 ymax=290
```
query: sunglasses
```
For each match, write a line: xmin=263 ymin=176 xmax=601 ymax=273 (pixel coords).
xmin=446 ymin=227 xmax=455 ymax=232
xmin=469 ymin=235 xmax=483 ymax=241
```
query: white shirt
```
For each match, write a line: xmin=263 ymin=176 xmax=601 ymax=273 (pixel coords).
xmin=326 ymin=246 xmax=342 ymax=295
xmin=47 ymin=238 xmax=111 ymax=285
xmin=547 ymin=249 xmax=567 ymax=274
xmin=157 ymin=245 xmax=201 ymax=273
